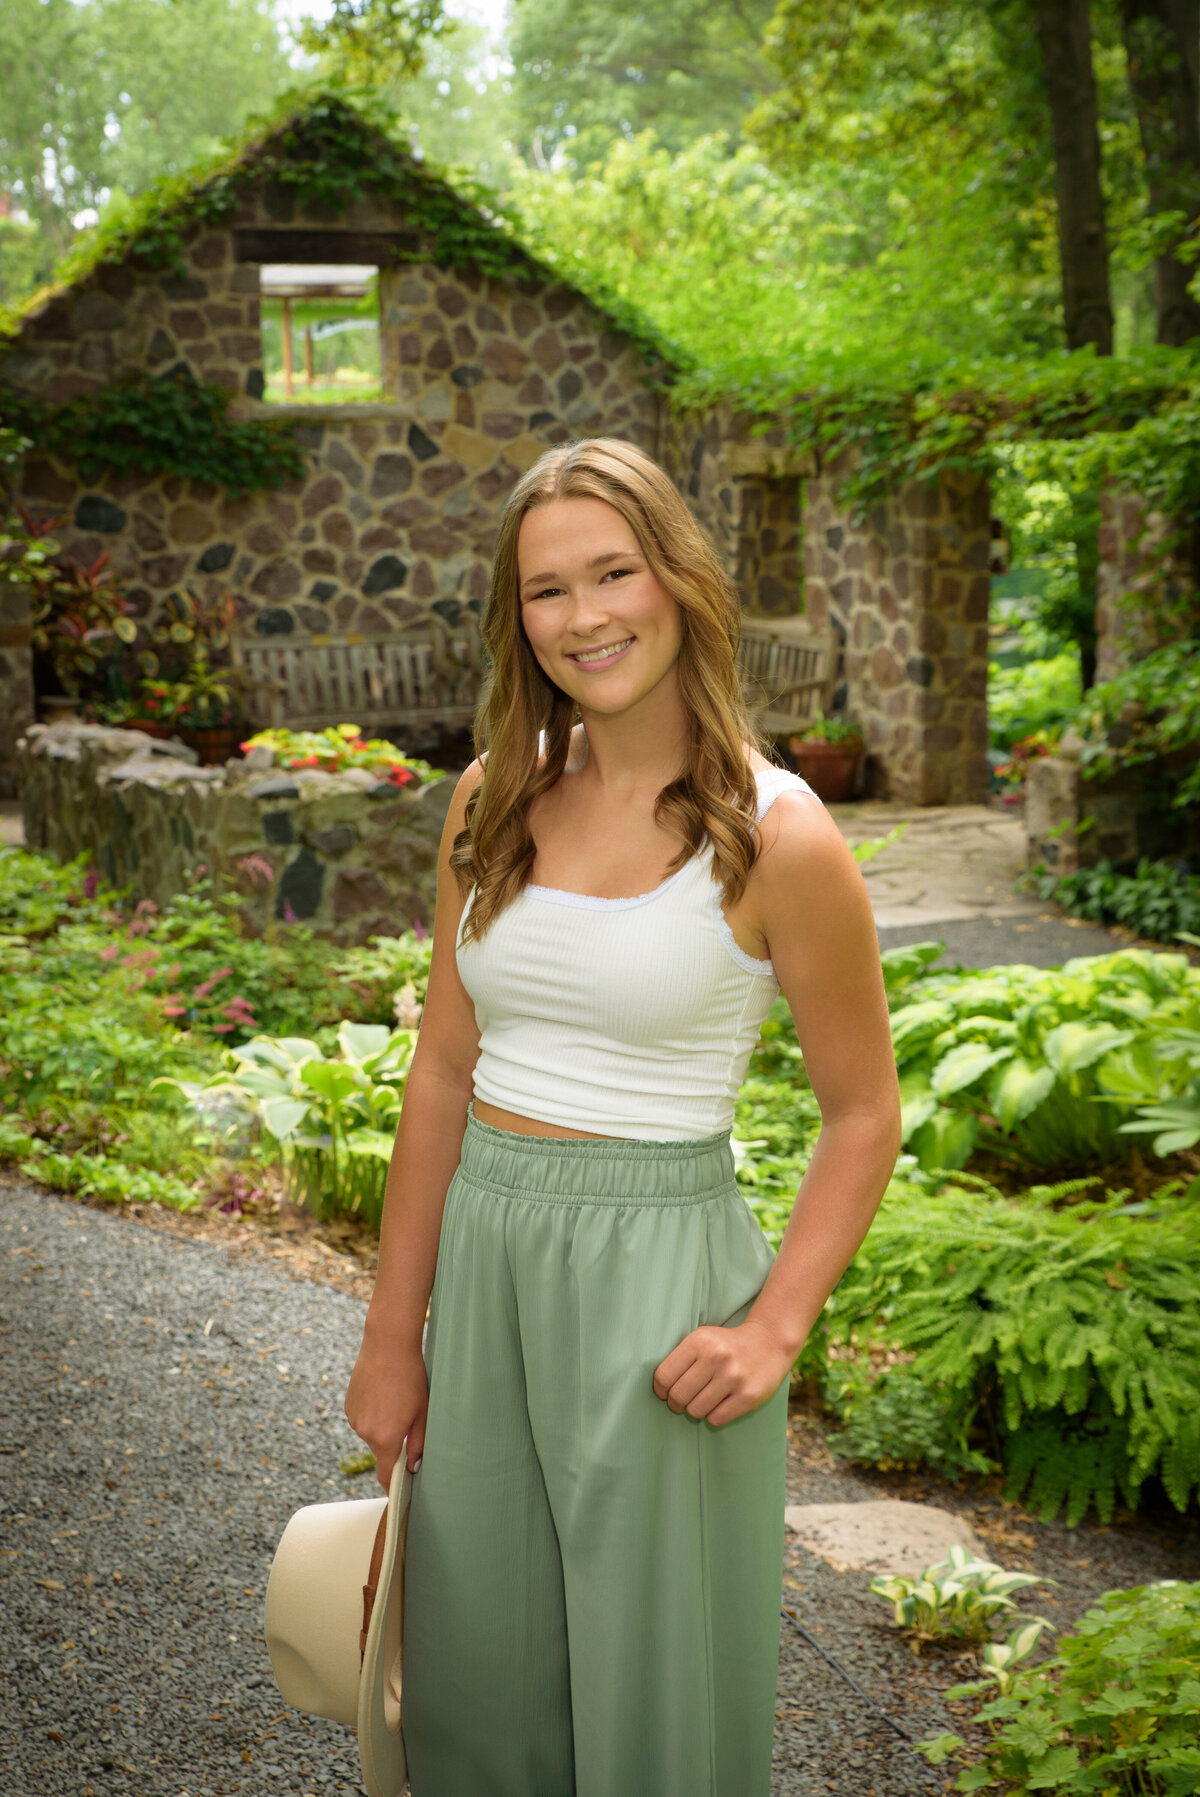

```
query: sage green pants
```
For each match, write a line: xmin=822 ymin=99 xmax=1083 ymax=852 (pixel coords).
xmin=401 ymin=1104 xmax=789 ymax=1797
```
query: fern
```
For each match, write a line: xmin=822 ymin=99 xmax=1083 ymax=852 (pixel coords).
xmin=826 ymin=1179 xmax=1200 ymax=1523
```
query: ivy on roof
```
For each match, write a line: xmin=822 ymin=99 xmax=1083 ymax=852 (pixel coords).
xmin=671 ymin=340 xmax=1200 ymax=524
xmin=0 ymin=88 xmax=682 ymax=379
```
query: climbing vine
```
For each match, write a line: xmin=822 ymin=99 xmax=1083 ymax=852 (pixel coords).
xmin=0 ymin=373 xmax=307 ymax=498
xmin=672 ymin=340 xmax=1200 ymax=524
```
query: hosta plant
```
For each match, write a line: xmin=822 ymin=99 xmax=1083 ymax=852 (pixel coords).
xmin=163 ymin=1022 xmax=415 ymax=1227
xmin=890 ymin=948 xmax=1200 ymax=1172
xmin=919 ymin=1579 xmax=1200 ymax=1795
xmin=870 ymin=1544 xmax=1052 ymax=1648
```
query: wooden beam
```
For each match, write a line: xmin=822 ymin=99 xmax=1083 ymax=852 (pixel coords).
xmin=281 ymin=294 xmax=294 ymax=401
xmin=234 ymin=228 xmax=421 ymax=264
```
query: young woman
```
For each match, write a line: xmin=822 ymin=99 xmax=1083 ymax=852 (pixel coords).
xmin=344 ymin=437 xmax=901 ymax=1797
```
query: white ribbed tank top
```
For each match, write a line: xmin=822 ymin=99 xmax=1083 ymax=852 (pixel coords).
xmin=455 ymin=760 xmax=818 ymax=1142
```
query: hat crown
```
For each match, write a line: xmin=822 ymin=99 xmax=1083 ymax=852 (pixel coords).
xmin=265 ymin=1493 xmax=387 ymax=1727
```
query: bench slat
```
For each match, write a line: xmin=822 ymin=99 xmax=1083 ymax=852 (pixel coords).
xmin=231 ymin=611 xmax=836 ymax=740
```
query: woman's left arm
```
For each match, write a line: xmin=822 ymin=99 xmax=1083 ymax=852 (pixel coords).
xmin=653 ymin=792 xmax=902 ymax=1426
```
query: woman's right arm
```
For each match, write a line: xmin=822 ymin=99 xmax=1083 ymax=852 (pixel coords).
xmin=343 ymin=757 xmax=485 ymax=1492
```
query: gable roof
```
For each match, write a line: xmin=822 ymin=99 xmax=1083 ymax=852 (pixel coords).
xmin=2 ymin=91 xmax=683 ymax=375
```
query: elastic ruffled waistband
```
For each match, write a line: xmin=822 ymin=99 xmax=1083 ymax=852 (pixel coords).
xmin=457 ymin=1101 xmax=736 ymax=1206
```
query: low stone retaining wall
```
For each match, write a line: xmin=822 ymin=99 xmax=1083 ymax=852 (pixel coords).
xmin=18 ymin=723 xmax=454 ymax=943
xmin=1025 ymin=744 xmax=1200 ymax=875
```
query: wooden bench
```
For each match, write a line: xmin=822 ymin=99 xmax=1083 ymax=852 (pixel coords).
xmin=231 ymin=619 xmax=484 ymax=734
xmin=230 ymin=610 xmax=835 ymax=742
xmin=735 ymin=614 xmax=837 ymax=738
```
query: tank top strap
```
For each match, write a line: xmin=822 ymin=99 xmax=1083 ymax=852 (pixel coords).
xmin=754 ymin=765 xmax=816 ymax=821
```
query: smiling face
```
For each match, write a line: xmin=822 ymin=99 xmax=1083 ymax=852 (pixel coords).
xmin=517 ymin=495 xmax=684 ymax=719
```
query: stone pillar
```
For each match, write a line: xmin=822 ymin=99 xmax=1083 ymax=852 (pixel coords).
xmin=1095 ymin=486 xmax=1198 ymax=683
xmin=0 ymin=586 xmax=34 ymax=800
xmin=802 ymin=458 xmax=990 ymax=804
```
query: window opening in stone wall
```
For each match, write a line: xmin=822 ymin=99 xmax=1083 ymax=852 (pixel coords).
xmin=259 ymin=265 xmax=380 ymax=402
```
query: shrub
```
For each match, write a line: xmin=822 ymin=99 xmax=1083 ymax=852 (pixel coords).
xmin=824 ymin=1175 xmax=1200 ymax=1525
xmin=1037 ymin=856 xmax=1200 ymax=943
xmin=920 ymin=1579 xmax=1200 ymax=1795
xmin=172 ymin=1022 xmax=417 ymax=1228
xmin=888 ymin=948 xmax=1200 ymax=1173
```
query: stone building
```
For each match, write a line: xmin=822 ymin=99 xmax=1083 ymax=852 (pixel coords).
xmin=0 ymin=94 xmax=994 ymax=808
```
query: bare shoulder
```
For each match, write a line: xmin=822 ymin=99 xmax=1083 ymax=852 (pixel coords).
xmin=440 ymin=754 xmax=487 ymax=845
xmin=749 ymin=770 xmax=867 ymax=933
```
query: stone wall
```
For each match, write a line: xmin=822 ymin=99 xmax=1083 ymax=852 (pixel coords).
xmin=19 ymin=724 xmax=452 ymax=944
xmin=1095 ymin=486 xmax=1198 ymax=683
xmin=802 ymin=459 xmax=990 ymax=804
xmin=1025 ymin=743 xmax=1200 ymax=875
xmin=3 ymin=201 xmax=660 ymax=672
xmin=0 ymin=580 xmax=34 ymax=800
xmin=1 ymin=143 xmax=1000 ymax=809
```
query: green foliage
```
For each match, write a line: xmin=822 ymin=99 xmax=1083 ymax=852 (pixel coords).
xmin=5 ymin=1129 xmax=203 ymax=1212
xmin=0 ymin=0 xmax=291 ymax=267
xmin=829 ymin=1176 xmax=1200 ymax=1524
xmin=870 ymin=1544 xmax=1051 ymax=1648
xmin=3 ymin=91 xmax=587 ymax=322
xmin=821 ymin=1360 xmax=998 ymax=1481
xmin=180 ymin=1023 xmax=417 ymax=1227
xmin=921 ymin=1580 xmax=1200 ymax=1796
xmin=0 ymin=848 xmax=411 ymax=1209
xmin=1039 ymin=858 xmax=1200 ymax=945
xmin=988 ymin=658 xmax=1080 ymax=759
xmin=1065 ymin=641 xmax=1200 ymax=807
xmin=242 ymin=723 xmax=443 ymax=786
xmin=294 ymin=0 xmax=453 ymax=91
xmin=508 ymin=0 xmax=776 ymax=167
xmin=794 ymin=715 xmax=865 ymax=745
xmin=889 ymin=948 xmax=1200 ymax=1173
xmin=0 ymin=373 xmax=306 ymax=501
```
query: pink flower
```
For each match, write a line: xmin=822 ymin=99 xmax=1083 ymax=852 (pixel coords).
xmin=192 ymin=965 xmax=233 ymax=1001
xmin=282 ymin=899 xmax=297 ymax=923
xmin=101 ymin=943 xmax=118 ymax=962
xmin=211 ymin=1023 xmax=234 ymax=1033
xmin=82 ymin=864 xmax=99 ymax=900
xmin=162 ymin=1000 xmax=186 ymax=1017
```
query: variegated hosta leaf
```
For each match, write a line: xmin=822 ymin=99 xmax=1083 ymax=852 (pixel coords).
xmin=989 ymin=1056 xmax=1056 ymax=1130
xmin=1042 ymin=1021 xmax=1133 ymax=1077
xmin=930 ymin=1042 xmax=1012 ymax=1099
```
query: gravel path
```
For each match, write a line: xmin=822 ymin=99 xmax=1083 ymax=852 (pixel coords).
xmin=4 ymin=1178 xmax=1198 ymax=1797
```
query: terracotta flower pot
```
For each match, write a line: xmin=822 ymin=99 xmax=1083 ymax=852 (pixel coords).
xmin=182 ymin=726 xmax=242 ymax=766
xmin=124 ymin=720 xmax=176 ymax=741
xmin=788 ymin=736 xmax=864 ymax=803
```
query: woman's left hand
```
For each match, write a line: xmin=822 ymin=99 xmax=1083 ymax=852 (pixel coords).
xmin=652 ymin=1318 xmax=797 ymax=1427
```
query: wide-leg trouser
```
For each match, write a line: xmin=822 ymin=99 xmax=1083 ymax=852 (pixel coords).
xmin=401 ymin=1102 xmax=789 ymax=1797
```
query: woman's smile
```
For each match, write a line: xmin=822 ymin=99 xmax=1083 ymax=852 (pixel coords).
xmin=565 ymin=635 xmax=635 ymax=668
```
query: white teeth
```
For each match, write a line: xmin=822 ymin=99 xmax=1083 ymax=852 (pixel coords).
xmin=571 ymin=637 xmax=633 ymax=664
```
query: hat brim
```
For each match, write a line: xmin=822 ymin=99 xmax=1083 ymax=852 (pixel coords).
xmin=357 ymin=1459 xmax=413 ymax=1797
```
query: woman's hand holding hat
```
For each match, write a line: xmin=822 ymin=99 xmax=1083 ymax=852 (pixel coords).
xmin=344 ymin=1332 xmax=428 ymax=1494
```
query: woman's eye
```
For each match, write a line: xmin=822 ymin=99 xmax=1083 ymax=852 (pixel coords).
xmin=601 ymin=567 xmax=633 ymax=582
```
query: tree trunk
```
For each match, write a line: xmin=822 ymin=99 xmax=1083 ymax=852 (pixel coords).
xmin=1033 ymin=0 xmax=1114 ymax=353
xmin=1119 ymin=0 xmax=1200 ymax=344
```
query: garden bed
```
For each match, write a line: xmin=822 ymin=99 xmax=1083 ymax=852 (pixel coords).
xmin=17 ymin=721 xmax=453 ymax=943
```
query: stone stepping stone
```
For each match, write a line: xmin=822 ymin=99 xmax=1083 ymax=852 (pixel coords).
xmin=784 ymin=1499 xmax=985 ymax=1578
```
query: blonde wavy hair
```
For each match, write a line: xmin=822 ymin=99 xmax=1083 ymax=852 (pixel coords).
xmin=451 ymin=436 xmax=771 ymax=942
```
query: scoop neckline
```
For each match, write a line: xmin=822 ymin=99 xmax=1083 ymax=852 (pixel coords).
xmin=523 ymin=766 xmax=790 ymax=909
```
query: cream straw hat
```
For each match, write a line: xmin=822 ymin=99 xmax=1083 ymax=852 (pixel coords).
xmin=265 ymin=1459 xmax=413 ymax=1797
